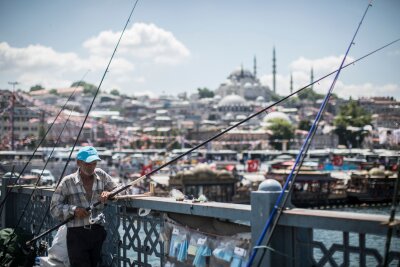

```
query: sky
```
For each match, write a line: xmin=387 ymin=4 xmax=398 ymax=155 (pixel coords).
xmin=0 ymin=0 xmax=399 ymax=100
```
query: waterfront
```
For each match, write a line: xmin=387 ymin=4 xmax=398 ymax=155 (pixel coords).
xmin=2 ymin=181 xmax=399 ymax=266
xmin=113 ymin=203 xmax=400 ymax=266
xmin=314 ymin=206 xmax=400 ymax=266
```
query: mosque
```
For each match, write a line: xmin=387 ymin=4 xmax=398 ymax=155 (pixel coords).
xmin=215 ymin=56 xmax=277 ymax=101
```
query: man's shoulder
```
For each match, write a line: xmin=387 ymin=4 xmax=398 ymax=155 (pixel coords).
xmin=60 ymin=172 xmax=78 ymax=184
xmin=94 ymin=168 xmax=107 ymax=175
xmin=94 ymin=168 xmax=111 ymax=179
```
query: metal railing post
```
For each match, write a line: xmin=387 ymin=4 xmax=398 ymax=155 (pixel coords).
xmin=250 ymin=180 xmax=286 ymax=266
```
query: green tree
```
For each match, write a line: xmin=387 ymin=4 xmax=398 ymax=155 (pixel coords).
xmin=298 ymin=119 xmax=311 ymax=131
xmin=49 ymin=89 xmax=58 ymax=95
xmin=30 ymin=84 xmax=44 ymax=91
xmin=333 ymin=99 xmax=372 ymax=148
xmin=71 ymin=81 xmax=98 ymax=96
xmin=267 ymin=118 xmax=294 ymax=150
xmin=110 ymin=88 xmax=120 ymax=96
xmin=197 ymin=87 xmax=214 ymax=98
xmin=298 ymin=87 xmax=324 ymax=101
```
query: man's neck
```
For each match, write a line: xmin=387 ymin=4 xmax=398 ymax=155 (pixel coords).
xmin=80 ymin=171 xmax=94 ymax=182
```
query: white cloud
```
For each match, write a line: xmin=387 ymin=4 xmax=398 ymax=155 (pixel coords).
xmin=83 ymin=23 xmax=190 ymax=65
xmin=334 ymin=82 xmax=400 ymax=99
xmin=260 ymin=55 xmax=400 ymax=100
xmin=0 ymin=23 xmax=190 ymax=92
xmin=0 ymin=42 xmax=89 ymax=88
xmin=18 ymin=72 xmax=72 ymax=89
xmin=290 ymin=55 xmax=355 ymax=74
xmin=0 ymin=42 xmax=86 ymax=72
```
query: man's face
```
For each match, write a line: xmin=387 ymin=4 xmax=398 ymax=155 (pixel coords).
xmin=78 ymin=160 xmax=97 ymax=176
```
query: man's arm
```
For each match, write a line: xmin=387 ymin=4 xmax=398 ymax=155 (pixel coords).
xmin=97 ymin=168 xmax=125 ymax=201
xmin=50 ymin=181 xmax=76 ymax=221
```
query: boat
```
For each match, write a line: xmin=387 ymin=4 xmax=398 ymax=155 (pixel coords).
xmin=346 ymin=167 xmax=399 ymax=204
xmin=168 ymin=164 xmax=237 ymax=202
xmin=266 ymin=168 xmax=348 ymax=208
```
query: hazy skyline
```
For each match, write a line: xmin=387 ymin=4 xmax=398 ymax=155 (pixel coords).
xmin=1 ymin=0 xmax=399 ymax=99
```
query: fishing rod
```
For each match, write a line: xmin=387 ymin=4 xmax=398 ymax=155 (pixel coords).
xmin=0 ymin=112 xmax=74 ymax=267
xmin=47 ymin=0 xmax=140 ymax=199
xmin=0 ymin=72 xmax=89 ymax=214
xmin=26 ymin=36 xmax=400 ymax=245
xmin=24 ymin=0 xmax=140 ymax=244
xmin=247 ymin=1 xmax=374 ymax=266
xmin=0 ymin=81 xmax=87 ymax=261
xmin=382 ymin=158 xmax=400 ymax=267
xmin=15 ymin=107 xmax=76 ymax=233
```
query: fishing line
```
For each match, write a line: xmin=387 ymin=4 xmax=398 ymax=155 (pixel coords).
xmin=0 ymin=71 xmax=90 ymax=214
xmin=26 ymin=36 xmax=400 ymax=244
xmin=108 ymin=39 xmax=398 ymax=200
xmin=248 ymin=1 xmax=374 ymax=266
xmin=382 ymin=157 xmax=400 ymax=267
xmin=14 ymin=107 xmax=76 ymax=231
xmin=50 ymin=0 xmax=140 ymax=198
xmin=26 ymin=0 xmax=141 ymax=245
xmin=0 ymin=81 xmax=86 ymax=256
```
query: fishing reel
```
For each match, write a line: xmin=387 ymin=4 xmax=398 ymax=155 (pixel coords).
xmin=37 ymin=240 xmax=48 ymax=256
xmin=89 ymin=212 xmax=105 ymax=225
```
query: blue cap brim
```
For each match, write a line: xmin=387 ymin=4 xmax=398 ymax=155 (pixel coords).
xmin=83 ymin=155 xmax=101 ymax=163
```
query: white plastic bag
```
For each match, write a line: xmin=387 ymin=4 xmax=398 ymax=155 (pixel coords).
xmin=47 ymin=225 xmax=70 ymax=267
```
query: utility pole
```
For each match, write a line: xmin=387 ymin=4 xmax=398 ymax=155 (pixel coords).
xmin=8 ymin=81 xmax=18 ymax=150
xmin=272 ymin=47 xmax=276 ymax=94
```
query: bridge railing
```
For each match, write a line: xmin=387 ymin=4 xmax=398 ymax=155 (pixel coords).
xmin=1 ymin=179 xmax=399 ymax=266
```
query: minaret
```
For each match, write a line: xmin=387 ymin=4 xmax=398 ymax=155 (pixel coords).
xmin=272 ymin=47 xmax=276 ymax=93
xmin=310 ymin=67 xmax=314 ymax=90
xmin=290 ymin=73 xmax=293 ymax=94
xmin=253 ymin=55 xmax=257 ymax=78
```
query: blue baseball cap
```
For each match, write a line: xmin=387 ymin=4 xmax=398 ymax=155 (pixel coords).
xmin=76 ymin=146 xmax=101 ymax=163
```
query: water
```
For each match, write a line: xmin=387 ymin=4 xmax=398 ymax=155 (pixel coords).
xmin=314 ymin=206 xmax=400 ymax=266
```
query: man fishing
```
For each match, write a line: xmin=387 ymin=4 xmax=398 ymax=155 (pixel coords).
xmin=50 ymin=146 xmax=118 ymax=267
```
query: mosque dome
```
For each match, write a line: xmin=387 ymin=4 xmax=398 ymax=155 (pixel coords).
xmin=263 ymin=111 xmax=291 ymax=123
xmin=228 ymin=69 xmax=255 ymax=80
xmin=218 ymin=94 xmax=247 ymax=107
xmin=256 ymin=96 xmax=265 ymax=102
xmin=244 ymin=82 xmax=252 ymax=88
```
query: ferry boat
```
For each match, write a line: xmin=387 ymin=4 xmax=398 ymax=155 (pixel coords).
xmin=346 ymin=167 xmax=399 ymax=203
xmin=266 ymin=168 xmax=348 ymax=208
xmin=168 ymin=164 xmax=237 ymax=202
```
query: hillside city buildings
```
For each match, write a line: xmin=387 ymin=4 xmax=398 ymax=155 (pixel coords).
xmin=1 ymin=63 xmax=399 ymax=151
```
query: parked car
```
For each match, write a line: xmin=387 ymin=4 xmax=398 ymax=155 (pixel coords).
xmin=2 ymin=172 xmax=21 ymax=179
xmin=30 ymin=169 xmax=56 ymax=185
xmin=1 ymin=172 xmax=21 ymax=186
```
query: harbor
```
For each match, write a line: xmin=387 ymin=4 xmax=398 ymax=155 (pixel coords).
xmin=1 ymin=147 xmax=398 ymax=208
xmin=1 ymin=0 xmax=400 ymax=266
xmin=1 ymin=179 xmax=399 ymax=266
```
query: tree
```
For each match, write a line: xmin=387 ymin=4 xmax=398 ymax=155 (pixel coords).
xmin=197 ymin=87 xmax=214 ymax=98
xmin=110 ymin=89 xmax=120 ymax=96
xmin=71 ymin=81 xmax=98 ymax=96
xmin=333 ymin=99 xmax=372 ymax=148
xmin=298 ymin=119 xmax=311 ymax=131
xmin=298 ymin=87 xmax=324 ymax=101
xmin=267 ymin=118 xmax=294 ymax=150
xmin=49 ymin=89 xmax=58 ymax=95
xmin=30 ymin=84 xmax=44 ymax=92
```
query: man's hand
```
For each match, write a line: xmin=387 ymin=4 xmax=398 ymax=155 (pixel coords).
xmin=74 ymin=207 xmax=89 ymax=218
xmin=99 ymin=191 xmax=111 ymax=203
